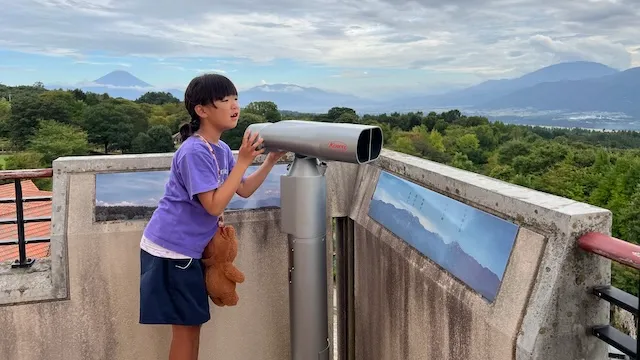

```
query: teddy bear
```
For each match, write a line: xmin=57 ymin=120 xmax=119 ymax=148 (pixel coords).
xmin=201 ymin=224 xmax=245 ymax=307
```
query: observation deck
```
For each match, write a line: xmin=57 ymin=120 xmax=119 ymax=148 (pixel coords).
xmin=0 ymin=149 xmax=635 ymax=360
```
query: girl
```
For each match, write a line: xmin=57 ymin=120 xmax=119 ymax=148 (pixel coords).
xmin=139 ymin=73 xmax=286 ymax=360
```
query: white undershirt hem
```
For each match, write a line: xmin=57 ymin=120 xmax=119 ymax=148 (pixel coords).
xmin=140 ymin=235 xmax=190 ymax=259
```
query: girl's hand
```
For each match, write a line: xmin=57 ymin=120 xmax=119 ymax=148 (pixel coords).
xmin=238 ymin=130 xmax=264 ymax=167
xmin=266 ymin=151 xmax=287 ymax=164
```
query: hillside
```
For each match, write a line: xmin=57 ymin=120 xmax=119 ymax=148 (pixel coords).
xmin=39 ymin=61 xmax=639 ymax=119
xmin=479 ymin=67 xmax=640 ymax=117
xmin=397 ymin=61 xmax=620 ymax=109
xmin=238 ymin=83 xmax=376 ymax=112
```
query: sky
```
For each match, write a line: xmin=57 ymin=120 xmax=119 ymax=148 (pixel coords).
xmin=0 ymin=0 xmax=639 ymax=97
xmin=372 ymin=171 xmax=518 ymax=278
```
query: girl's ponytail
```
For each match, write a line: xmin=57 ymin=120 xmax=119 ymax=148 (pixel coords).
xmin=179 ymin=118 xmax=201 ymax=142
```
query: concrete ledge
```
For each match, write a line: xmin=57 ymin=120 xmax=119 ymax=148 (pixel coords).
xmin=51 ymin=151 xmax=294 ymax=174
xmin=0 ymin=151 xmax=294 ymax=306
xmin=0 ymin=150 xmax=299 ymax=359
xmin=354 ymin=149 xmax=613 ymax=360
xmin=376 ymin=149 xmax=608 ymax=225
xmin=0 ymin=258 xmax=53 ymax=307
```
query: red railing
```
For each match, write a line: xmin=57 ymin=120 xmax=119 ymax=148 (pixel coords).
xmin=0 ymin=168 xmax=53 ymax=268
xmin=579 ymin=232 xmax=640 ymax=270
xmin=578 ymin=231 xmax=640 ymax=359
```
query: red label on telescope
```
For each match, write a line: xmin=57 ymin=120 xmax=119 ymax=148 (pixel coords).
xmin=328 ymin=141 xmax=347 ymax=151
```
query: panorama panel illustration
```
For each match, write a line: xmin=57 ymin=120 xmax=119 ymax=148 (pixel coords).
xmin=368 ymin=171 xmax=519 ymax=302
xmin=95 ymin=164 xmax=288 ymax=221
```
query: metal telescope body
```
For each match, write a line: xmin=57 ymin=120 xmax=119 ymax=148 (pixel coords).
xmin=245 ymin=120 xmax=383 ymax=360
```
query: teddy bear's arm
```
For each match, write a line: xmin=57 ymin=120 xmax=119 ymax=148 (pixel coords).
xmin=224 ymin=264 xmax=246 ymax=283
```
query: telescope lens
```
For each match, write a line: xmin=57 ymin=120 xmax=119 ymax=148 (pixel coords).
xmin=356 ymin=128 xmax=384 ymax=163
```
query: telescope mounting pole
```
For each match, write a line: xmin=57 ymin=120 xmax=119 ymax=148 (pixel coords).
xmin=280 ymin=154 xmax=331 ymax=360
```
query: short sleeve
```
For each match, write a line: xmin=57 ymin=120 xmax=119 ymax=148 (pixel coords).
xmin=178 ymin=144 xmax=220 ymax=199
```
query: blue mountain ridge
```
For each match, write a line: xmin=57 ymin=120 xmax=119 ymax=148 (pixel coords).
xmin=479 ymin=67 xmax=640 ymax=117
xmin=425 ymin=61 xmax=620 ymax=107
xmin=368 ymin=198 xmax=502 ymax=301
xmin=43 ymin=61 xmax=639 ymax=117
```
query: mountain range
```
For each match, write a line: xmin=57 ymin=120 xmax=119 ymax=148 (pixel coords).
xmin=368 ymin=198 xmax=501 ymax=302
xmin=45 ymin=61 xmax=640 ymax=118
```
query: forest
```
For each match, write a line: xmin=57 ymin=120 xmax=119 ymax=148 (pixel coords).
xmin=2 ymin=83 xmax=640 ymax=295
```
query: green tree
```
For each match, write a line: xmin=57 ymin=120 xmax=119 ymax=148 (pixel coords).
xmin=327 ymin=107 xmax=358 ymax=123
xmin=131 ymin=133 xmax=154 ymax=153
xmin=390 ymin=136 xmax=418 ymax=156
xmin=108 ymin=99 xmax=149 ymax=134
xmin=451 ymin=152 xmax=474 ymax=171
xmin=4 ymin=151 xmax=43 ymax=169
xmin=27 ymin=120 xmax=89 ymax=165
xmin=617 ymin=184 xmax=640 ymax=245
xmin=83 ymin=100 xmax=137 ymax=153
xmin=429 ymin=130 xmax=446 ymax=153
xmin=7 ymin=93 xmax=44 ymax=147
xmin=455 ymin=133 xmax=480 ymax=156
xmin=497 ymin=140 xmax=531 ymax=164
xmin=38 ymin=90 xmax=86 ymax=126
xmin=136 ymin=91 xmax=180 ymax=105
xmin=244 ymin=101 xmax=281 ymax=122
xmin=146 ymin=125 xmax=176 ymax=153
xmin=0 ymin=98 xmax=10 ymax=137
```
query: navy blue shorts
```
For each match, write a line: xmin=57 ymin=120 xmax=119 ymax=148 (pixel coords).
xmin=139 ymin=249 xmax=211 ymax=326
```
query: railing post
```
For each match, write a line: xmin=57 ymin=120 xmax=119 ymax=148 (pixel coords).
xmin=11 ymin=179 xmax=33 ymax=268
xmin=335 ymin=216 xmax=355 ymax=360
xmin=579 ymin=232 xmax=640 ymax=359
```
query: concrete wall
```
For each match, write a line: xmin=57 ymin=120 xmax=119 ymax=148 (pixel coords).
xmin=0 ymin=147 xmax=614 ymax=360
xmin=349 ymin=149 xmax=612 ymax=360
xmin=0 ymin=152 xmax=340 ymax=360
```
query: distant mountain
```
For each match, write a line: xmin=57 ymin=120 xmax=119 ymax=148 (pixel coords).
xmin=46 ymin=70 xmax=184 ymax=101
xmin=479 ymin=67 xmax=640 ymax=116
xmin=238 ymin=83 xmax=379 ymax=113
xmin=47 ymin=72 xmax=377 ymax=111
xmin=398 ymin=61 xmax=620 ymax=109
xmin=42 ymin=61 xmax=638 ymax=118
xmin=368 ymin=199 xmax=501 ymax=301
xmin=94 ymin=70 xmax=152 ymax=87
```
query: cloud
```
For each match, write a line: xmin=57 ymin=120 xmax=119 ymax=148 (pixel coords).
xmin=1 ymin=0 xmax=638 ymax=79
xmin=195 ymin=68 xmax=227 ymax=74
xmin=0 ymin=65 xmax=37 ymax=72
xmin=75 ymin=60 xmax=131 ymax=67
xmin=372 ymin=185 xmax=441 ymax=236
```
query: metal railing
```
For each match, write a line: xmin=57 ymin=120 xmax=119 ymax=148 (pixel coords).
xmin=0 ymin=168 xmax=53 ymax=268
xmin=579 ymin=232 xmax=640 ymax=359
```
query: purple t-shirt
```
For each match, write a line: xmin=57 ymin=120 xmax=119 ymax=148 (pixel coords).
xmin=143 ymin=136 xmax=239 ymax=259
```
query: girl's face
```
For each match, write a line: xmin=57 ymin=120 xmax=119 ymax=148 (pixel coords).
xmin=197 ymin=95 xmax=240 ymax=131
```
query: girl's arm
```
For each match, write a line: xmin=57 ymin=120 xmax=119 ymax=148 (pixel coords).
xmin=197 ymin=131 xmax=265 ymax=215
xmin=198 ymin=160 xmax=249 ymax=216
xmin=236 ymin=156 xmax=278 ymax=198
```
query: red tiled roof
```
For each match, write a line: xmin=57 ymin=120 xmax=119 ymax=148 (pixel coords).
xmin=0 ymin=180 xmax=52 ymax=262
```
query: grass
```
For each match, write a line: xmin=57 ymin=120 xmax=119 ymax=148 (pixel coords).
xmin=0 ymin=154 xmax=7 ymax=170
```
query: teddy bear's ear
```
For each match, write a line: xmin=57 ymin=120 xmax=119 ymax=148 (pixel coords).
xmin=228 ymin=225 xmax=236 ymax=238
xmin=223 ymin=224 xmax=236 ymax=238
